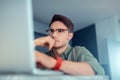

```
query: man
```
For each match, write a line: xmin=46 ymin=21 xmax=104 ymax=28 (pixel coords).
xmin=34 ymin=14 xmax=105 ymax=75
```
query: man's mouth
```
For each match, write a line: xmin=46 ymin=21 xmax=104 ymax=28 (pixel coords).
xmin=54 ymin=40 xmax=59 ymax=44
xmin=54 ymin=39 xmax=59 ymax=42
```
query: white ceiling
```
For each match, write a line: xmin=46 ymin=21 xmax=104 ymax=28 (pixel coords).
xmin=32 ymin=0 xmax=120 ymax=31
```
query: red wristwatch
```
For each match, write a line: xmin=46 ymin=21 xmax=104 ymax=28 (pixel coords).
xmin=52 ymin=57 xmax=63 ymax=70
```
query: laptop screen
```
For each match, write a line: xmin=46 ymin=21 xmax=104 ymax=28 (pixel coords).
xmin=0 ymin=0 xmax=36 ymax=73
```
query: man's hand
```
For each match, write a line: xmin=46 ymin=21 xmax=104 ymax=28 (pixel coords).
xmin=35 ymin=51 xmax=45 ymax=68
xmin=35 ymin=50 xmax=56 ymax=69
xmin=34 ymin=36 xmax=56 ymax=69
xmin=34 ymin=36 xmax=55 ymax=50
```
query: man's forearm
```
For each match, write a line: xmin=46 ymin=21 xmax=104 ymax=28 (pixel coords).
xmin=36 ymin=51 xmax=95 ymax=75
xmin=60 ymin=60 xmax=95 ymax=75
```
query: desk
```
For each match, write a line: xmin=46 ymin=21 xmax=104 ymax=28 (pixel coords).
xmin=0 ymin=74 xmax=109 ymax=80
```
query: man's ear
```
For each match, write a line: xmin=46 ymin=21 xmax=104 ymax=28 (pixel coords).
xmin=68 ymin=33 xmax=73 ymax=40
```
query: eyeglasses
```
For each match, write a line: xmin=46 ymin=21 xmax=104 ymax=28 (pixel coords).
xmin=46 ymin=28 xmax=69 ymax=34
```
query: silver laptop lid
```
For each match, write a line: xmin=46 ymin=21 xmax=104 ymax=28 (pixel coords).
xmin=0 ymin=0 xmax=36 ymax=74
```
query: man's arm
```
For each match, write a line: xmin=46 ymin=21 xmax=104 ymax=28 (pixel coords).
xmin=34 ymin=36 xmax=95 ymax=75
xmin=35 ymin=51 xmax=95 ymax=75
xmin=60 ymin=60 xmax=95 ymax=75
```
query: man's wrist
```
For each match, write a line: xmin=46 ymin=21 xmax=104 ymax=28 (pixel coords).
xmin=52 ymin=57 xmax=63 ymax=70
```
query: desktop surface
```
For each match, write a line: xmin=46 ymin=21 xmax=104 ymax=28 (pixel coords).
xmin=0 ymin=74 xmax=109 ymax=80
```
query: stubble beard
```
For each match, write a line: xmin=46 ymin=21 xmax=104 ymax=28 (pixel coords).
xmin=53 ymin=43 xmax=67 ymax=49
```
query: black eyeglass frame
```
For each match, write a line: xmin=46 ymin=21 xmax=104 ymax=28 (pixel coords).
xmin=46 ymin=28 xmax=69 ymax=33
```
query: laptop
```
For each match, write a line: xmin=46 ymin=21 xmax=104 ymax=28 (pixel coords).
xmin=0 ymin=0 xmax=63 ymax=75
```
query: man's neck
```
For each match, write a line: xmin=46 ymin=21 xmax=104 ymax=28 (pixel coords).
xmin=53 ymin=44 xmax=68 ymax=57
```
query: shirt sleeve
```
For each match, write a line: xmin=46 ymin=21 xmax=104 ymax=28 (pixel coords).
xmin=73 ymin=46 xmax=105 ymax=75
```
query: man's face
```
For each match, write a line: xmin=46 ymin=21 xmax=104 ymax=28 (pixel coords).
xmin=49 ymin=21 xmax=73 ymax=49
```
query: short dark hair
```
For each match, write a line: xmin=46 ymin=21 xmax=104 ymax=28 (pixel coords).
xmin=49 ymin=14 xmax=74 ymax=33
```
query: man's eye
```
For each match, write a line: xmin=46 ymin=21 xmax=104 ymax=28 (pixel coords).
xmin=50 ymin=29 xmax=54 ymax=32
xmin=58 ymin=29 xmax=64 ymax=32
